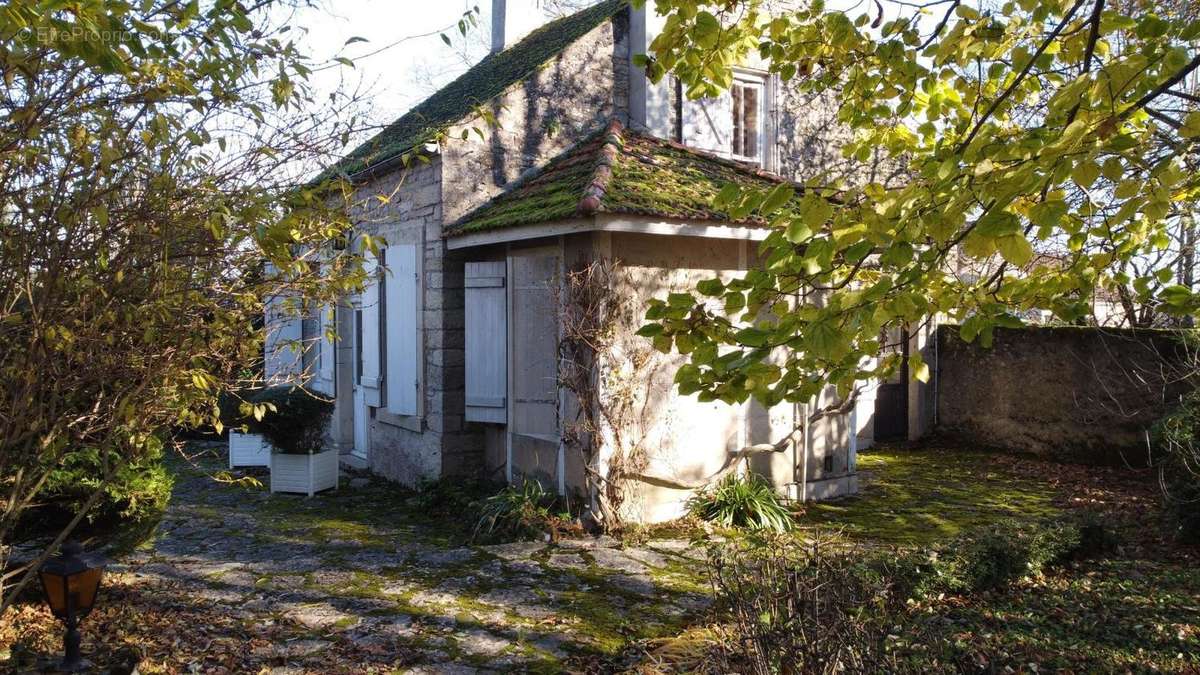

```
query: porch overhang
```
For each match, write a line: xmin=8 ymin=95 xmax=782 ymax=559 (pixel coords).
xmin=445 ymin=213 xmax=773 ymax=250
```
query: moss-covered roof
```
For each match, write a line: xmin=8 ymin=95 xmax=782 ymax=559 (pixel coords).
xmin=316 ymin=0 xmax=625 ymax=182
xmin=448 ymin=119 xmax=801 ymax=235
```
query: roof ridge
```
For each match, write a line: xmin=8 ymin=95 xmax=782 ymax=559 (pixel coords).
xmin=577 ymin=119 xmax=625 ymax=214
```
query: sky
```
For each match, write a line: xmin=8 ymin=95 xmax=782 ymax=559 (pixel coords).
xmin=285 ymin=0 xmax=915 ymax=150
xmin=287 ymin=0 xmax=494 ymax=125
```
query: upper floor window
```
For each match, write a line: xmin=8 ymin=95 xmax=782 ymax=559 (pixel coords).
xmin=731 ymin=76 xmax=764 ymax=163
xmin=678 ymin=69 xmax=771 ymax=167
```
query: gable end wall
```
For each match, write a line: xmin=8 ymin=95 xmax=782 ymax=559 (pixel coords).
xmin=346 ymin=13 xmax=630 ymax=485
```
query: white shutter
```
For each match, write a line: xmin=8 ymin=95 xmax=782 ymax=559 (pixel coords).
xmin=264 ymin=292 xmax=303 ymax=384
xmin=385 ymin=244 xmax=420 ymax=416
xmin=313 ymin=303 xmax=336 ymax=395
xmin=465 ymin=262 xmax=507 ymax=423
xmin=682 ymin=93 xmax=732 ymax=157
xmin=359 ymin=250 xmax=383 ymax=407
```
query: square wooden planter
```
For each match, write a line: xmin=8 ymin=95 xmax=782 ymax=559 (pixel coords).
xmin=269 ymin=449 xmax=339 ymax=497
xmin=228 ymin=432 xmax=271 ymax=468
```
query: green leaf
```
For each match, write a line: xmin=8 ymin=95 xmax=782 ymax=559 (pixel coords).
xmin=910 ymin=353 xmax=930 ymax=383
xmin=1182 ymin=112 xmax=1200 ymax=139
xmin=1071 ymin=160 xmax=1100 ymax=189
xmin=785 ymin=219 xmax=812 ymax=244
xmin=996 ymin=234 xmax=1034 ymax=267
xmin=803 ymin=199 xmax=834 ymax=230
xmin=760 ymin=183 xmax=795 ymax=214
xmin=736 ymin=327 xmax=770 ymax=347
xmin=715 ymin=182 xmax=740 ymax=209
xmin=697 ymin=278 xmax=725 ymax=296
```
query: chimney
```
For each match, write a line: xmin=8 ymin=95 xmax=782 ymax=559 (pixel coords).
xmin=491 ymin=0 xmax=545 ymax=53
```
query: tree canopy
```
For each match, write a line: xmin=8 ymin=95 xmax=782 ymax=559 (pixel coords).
xmin=0 ymin=0 xmax=369 ymax=609
xmin=637 ymin=0 xmax=1200 ymax=405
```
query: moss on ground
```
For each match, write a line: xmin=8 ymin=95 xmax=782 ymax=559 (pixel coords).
xmin=798 ymin=447 xmax=1062 ymax=546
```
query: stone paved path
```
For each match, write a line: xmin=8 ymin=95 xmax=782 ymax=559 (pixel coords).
xmin=117 ymin=446 xmax=710 ymax=672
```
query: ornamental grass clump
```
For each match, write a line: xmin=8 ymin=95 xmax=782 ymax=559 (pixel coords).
xmin=688 ymin=473 xmax=794 ymax=532
xmin=473 ymin=480 xmax=555 ymax=542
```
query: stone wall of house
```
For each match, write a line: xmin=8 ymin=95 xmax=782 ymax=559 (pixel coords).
xmin=344 ymin=156 xmax=484 ymax=484
xmin=935 ymin=325 xmax=1192 ymax=465
xmin=440 ymin=11 xmax=631 ymax=224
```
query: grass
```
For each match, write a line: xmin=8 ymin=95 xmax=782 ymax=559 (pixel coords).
xmin=799 ymin=447 xmax=1063 ymax=545
xmin=742 ymin=445 xmax=1200 ymax=672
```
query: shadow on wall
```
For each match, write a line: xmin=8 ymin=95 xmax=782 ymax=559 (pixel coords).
xmin=934 ymin=325 xmax=1196 ymax=465
xmin=487 ymin=15 xmax=626 ymax=194
xmin=776 ymin=85 xmax=907 ymax=188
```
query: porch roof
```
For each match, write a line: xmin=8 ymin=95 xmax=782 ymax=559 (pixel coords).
xmin=446 ymin=119 xmax=802 ymax=237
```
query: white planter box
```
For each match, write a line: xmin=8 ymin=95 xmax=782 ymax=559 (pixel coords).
xmin=270 ymin=449 xmax=339 ymax=497
xmin=229 ymin=432 xmax=271 ymax=468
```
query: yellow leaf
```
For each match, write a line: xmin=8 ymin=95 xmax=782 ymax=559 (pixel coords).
xmin=996 ymin=234 xmax=1034 ymax=267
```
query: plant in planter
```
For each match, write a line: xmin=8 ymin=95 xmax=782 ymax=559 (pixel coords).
xmin=243 ymin=386 xmax=336 ymax=496
xmin=222 ymin=389 xmax=271 ymax=468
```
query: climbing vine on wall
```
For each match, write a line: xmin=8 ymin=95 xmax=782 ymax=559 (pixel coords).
xmin=556 ymin=258 xmax=656 ymax=529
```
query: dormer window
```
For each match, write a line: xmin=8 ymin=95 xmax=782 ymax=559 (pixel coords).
xmin=676 ymin=68 xmax=771 ymax=168
xmin=731 ymin=75 xmax=764 ymax=164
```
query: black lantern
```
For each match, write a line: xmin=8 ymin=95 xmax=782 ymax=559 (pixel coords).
xmin=38 ymin=541 xmax=106 ymax=672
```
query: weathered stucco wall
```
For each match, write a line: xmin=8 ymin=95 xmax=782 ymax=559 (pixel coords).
xmin=935 ymin=326 xmax=1190 ymax=465
xmin=596 ymin=232 xmax=854 ymax=522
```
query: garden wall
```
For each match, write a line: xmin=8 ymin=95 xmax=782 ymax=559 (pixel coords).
xmin=935 ymin=325 xmax=1193 ymax=465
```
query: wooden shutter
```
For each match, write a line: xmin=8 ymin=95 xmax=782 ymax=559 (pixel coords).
xmin=465 ymin=262 xmax=507 ymax=423
xmin=264 ymin=292 xmax=303 ymax=384
xmin=359 ymin=249 xmax=383 ymax=407
xmin=385 ymin=244 xmax=420 ymax=416
xmin=510 ymin=253 xmax=558 ymax=438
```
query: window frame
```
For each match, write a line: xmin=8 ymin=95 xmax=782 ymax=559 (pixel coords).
xmin=730 ymin=72 xmax=766 ymax=165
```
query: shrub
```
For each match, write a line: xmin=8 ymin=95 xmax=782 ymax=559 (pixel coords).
xmin=407 ymin=475 xmax=500 ymax=514
xmin=706 ymin=531 xmax=908 ymax=674
xmin=1152 ymin=390 xmax=1200 ymax=543
xmin=17 ymin=443 xmax=173 ymax=552
xmin=706 ymin=518 xmax=1116 ymax=674
xmin=473 ymin=480 xmax=555 ymax=542
xmin=688 ymin=473 xmax=794 ymax=532
xmin=907 ymin=518 xmax=1113 ymax=596
xmin=242 ymin=386 xmax=333 ymax=454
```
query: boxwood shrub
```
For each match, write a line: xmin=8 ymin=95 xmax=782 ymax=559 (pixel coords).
xmin=242 ymin=385 xmax=333 ymax=454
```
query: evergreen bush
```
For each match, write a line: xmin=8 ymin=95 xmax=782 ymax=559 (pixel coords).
xmin=17 ymin=443 xmax=172 ymax=552
xmin=1152 ymin=389 xmax=1200 ymax=543
xmin=242 ymin=386 xmax=334 ymax=454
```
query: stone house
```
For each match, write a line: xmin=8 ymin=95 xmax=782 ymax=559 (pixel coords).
xmin=267 ymin=0 xmax=930 ymax=522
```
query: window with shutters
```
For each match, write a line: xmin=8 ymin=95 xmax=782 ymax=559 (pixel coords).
xmin=464 ymin=262 xmax=507 ymax=424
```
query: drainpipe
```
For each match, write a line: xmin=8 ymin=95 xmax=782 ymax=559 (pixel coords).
xmin=933 ymin=318 xmax=939 ymax=428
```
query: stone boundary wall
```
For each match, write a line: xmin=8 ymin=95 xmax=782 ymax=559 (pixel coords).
xmin=934 ymin=325 xmax=1194 ymax=465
